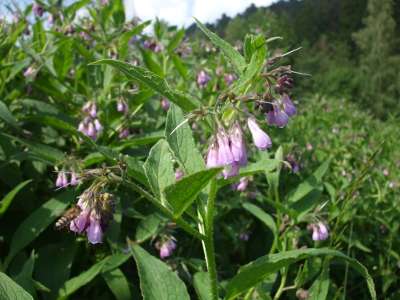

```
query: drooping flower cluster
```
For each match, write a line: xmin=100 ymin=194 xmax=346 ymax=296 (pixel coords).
xmin=78 ymin=101 xmax=103 ymax=140
xmin=159 ymin=238 xmax=177 ymax=259
xmin=263 ymin=94 xmax=297 ymax=128
xmin=197 ymin=70 xmax=211 ymax=88
xmin=69 ymin=190 xmax=114 ymax=244
xmin=55 ymin=170 xmax=79 ymax=188
xmin=206 ymin=118 xmax=273 ymax=179
xmin=311 ymin=222 xmax=329 ymax=241
xmin=32 ymin=2 xmax=44 ymax=18
xmin=143 ymin=39 xmax=163 ymax=52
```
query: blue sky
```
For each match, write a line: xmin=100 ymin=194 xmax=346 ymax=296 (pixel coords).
xmin=3 ymin=0 xmax=276 ymax=26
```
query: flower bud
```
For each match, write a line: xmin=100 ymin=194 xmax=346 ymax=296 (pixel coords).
xmin=247 ymin=118 xmax=272 ymax=150
xmin=160 ymin=98 xmax=170 ymax=111
xmin=32 ymin=3 xmax=44 ymax=18
xmin=311 ymin=222 xmax=329 ymax=241
xmin=197 ymin=70 xmax=210 ymax=88
xmin=117 ymin=99 xmax=128 ymax=114
xmin=159 ymin=239 xmax=177 ymax=259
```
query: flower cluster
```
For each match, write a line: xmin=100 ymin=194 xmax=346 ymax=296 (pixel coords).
xmin=206 ymin=118 xmax=273 ymax=179
xmin=143 ymin=39 xmax=163 ymax=53
xmin=69 ymin=190 xmax=114 ymax=244
xmin=55 ymin=170 xmax=79 ymax=188
xmin=197 ymin=70 xmax=211 ymax=88
xmin=115 ymin=98 xmax=131 ymax=139
xmin=159 ymin=238 xmax=177 ymax=259
xmin=32 ymin=2 xmax=44 ymax=18
xmin=78 ymin=101 xmax=103 ymax=140
xmin=311 ymin=222 xmax=329 ymax=241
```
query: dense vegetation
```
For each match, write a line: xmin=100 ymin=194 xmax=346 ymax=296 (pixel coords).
xmin=188 ymin=0 xmax=400 ymax=119
xmin=0 ymin=0 xmax=399 ymax=300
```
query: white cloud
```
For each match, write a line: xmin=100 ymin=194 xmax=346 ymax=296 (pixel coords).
xmin=125 ymin=0 xmax=275 ymax=27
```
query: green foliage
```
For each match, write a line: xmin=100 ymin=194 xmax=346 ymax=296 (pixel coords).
xmin=0 ymin=1 xmax=398 ymax=300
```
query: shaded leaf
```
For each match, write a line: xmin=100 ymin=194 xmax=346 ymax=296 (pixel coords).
xmin=130 ymin=244 xmax=190 ymax=300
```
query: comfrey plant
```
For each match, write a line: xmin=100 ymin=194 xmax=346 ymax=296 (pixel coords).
xmin=85 ymin=19 xmax=376 ymax=300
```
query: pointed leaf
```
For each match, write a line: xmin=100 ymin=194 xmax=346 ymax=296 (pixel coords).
xmin=90 ymin=59 xmax=199 ymax=111
xmin=194 ymin=18 xmax=246 ymax=74
xmin=0 ymin=179 xmax=32 ymax=217
xmin=163 ymin=168 xmax=222 ymax=218
xmin=225 ymin=248 xmax=376 ymax=300
xmin=0 ymin=272 xmax=33 ymax=300
xmin=165 ymin=104 xmax=205 ymax=174
xmin=130 ymin=244 xmax=190 ymax=300
xmin=143 ymin=140 xmax=175 ymax=200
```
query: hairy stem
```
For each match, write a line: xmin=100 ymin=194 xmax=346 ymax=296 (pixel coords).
xmin=201 ymin=179 xmax=219 ymax=300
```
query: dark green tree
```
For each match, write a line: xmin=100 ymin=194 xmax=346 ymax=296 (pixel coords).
xmin=353 ymin=0 xmax=400 ymax=117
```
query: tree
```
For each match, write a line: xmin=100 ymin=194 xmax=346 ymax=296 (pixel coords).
xmin=353 ymin=0 xmax=399 ymax=117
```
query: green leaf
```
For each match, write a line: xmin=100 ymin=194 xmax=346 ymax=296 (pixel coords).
xmin=143 ymin=140 xmax=175 ymax=200
xmin=0 ymin=272 xmax=33 ymax=300
xmin=6 ymin=190 xmax=74 ymax=266
xmin=231 ymin=35 xmax=266 ymax=94
xmin=194 ymin=18 xmax=246 ymax=74
xmin=118 ymin=21 xmax=151 ymax=59
xmin=265 ymin=147 xmax=283 ymax=194
xmin=102 ymin=268 xmax=132 ymax=300
xmin=35 ymin=241 xmax=77 ymax=300
xmin=309 ymin=265 xmax=330 ymax=300
xmin=193 ymin=272 xmax=212 ymax=300
xmin=90 ymin=59 xmax=199 ymax=111
xmin=130 ymin=244 xmax=190 ymax=300
xmin=0 ymin=179 xmax=32 ymax=217
xmin=242 ymin=203 xmax=277 ymax=236
xmin=163 ymin=168 xmax=222 ymax=218
xmin=14 ymin=251 xmax=36 ymax=297
xmin=165 ymin=104 xmax=205 ymax=174
xmin=58 ymin=253 xmax=129 ymax=298
xmin=225 ymin=248 xmax=376 ymax=300
xmin=135 ymin=213 xmax=164 ymax=242
xmin=0 ymin=101 xmax=19 ymax=129
xmin=167 ymin=29 xmax=185 ymax=52
xmin=0 ymin=133 xmax=65 ymax=164
xmin=287 ymin=159 xmax=331 ymax=204
xmin=58 ymin=258 xmax=108 ymax=298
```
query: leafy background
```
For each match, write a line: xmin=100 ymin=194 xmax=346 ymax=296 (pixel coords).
xmin=0 ymin=0 xmax=399 ymax=299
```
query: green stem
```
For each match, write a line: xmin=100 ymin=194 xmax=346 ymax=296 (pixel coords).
xmin=273 ymin=267 xmax=288 ymax=300
xmin=112 ymin=174 xmax=205 ymax=241
xmin=201 ymin=179 xmax=219 ymax=300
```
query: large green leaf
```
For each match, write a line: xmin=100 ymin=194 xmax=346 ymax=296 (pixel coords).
xmin=0 ymin=179 xmax=32 ymax=217
xmin=165 ymin=104 xmax=205 ymax=174
xmin=194 ymin=18 xmax=246 ymax=74
xmin=58 ymin=253 xmax=129 ymax=298
xmin=58 ymin=258 xmax=108 ymax=298
xmin=225 ymin=248 xmax=376 ymax=300
xmin=6 ymin=190 xmax=74 ymax=266
xmin=143 ymin=140 xmax=175 ymax=200
xmin=242 ymin=202 xmax=277 ymax=236
xmin=309 ymin=264 xmax=330 ymax=300
xmin=90 ymin=59 xmax=199 ymax=111
xmin=0 ymin=101 xmax=20 ymax=130
xmin=135 ymin=213 xmax=164 ymax=243
xmin=130 ymin=244 xmax=190 ymax=300
xmin=0 ymin=272 xmax=33 ymax=300
xmin=35 ymin=241 xmax=77 ymax=300
xmin=163 ymin=168 xmax=222 ymax=218
xmin=193 ymin=272 xmax=212 ymax=300
xmin=102 ymin=268 xmax=132 ymax=300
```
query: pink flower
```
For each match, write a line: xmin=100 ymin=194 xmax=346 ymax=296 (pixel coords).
xmin=159 ymin=239 xmax=177 ymax=259
xmin=311 ymin=222 xmax=329 ymax=241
